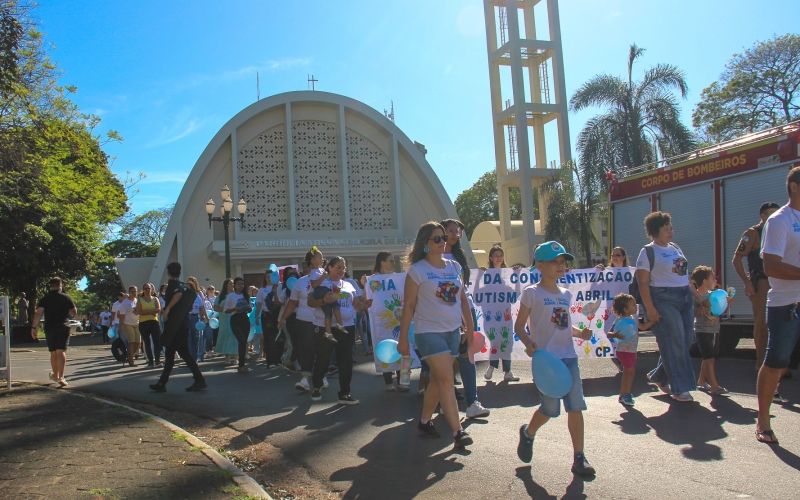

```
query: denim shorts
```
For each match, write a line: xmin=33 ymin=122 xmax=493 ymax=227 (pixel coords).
xmin=415 ymin=328 xmax=461 ymax=359
xmin=765 ymin=304 xmax=800 ymax=369
xmin=535 ymin=357 xmax=587 ymax=418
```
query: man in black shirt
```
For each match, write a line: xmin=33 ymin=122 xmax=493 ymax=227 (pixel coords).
xmin=31 ymin=277 xmax=77 ymax=387
xmin=150 ymin=262 xmax=206 ymax=392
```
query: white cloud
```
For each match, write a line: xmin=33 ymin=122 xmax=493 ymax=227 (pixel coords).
xmin=147 ymin=107 xmax=206 ymax=147
xmin=138 ymin=171 xmax=189 ymax=185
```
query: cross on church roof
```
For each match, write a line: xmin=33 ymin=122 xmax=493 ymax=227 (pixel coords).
xmin=308 ymin=74 xmax=318 ymax=91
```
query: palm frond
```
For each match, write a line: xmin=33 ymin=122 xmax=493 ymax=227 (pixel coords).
xmin=569 ymin=75 xmax=627 ymax=112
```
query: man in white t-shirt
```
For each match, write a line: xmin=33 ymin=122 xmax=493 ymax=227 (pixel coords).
xmin=110 ymin=292 xmax=125 ymax=335
xmin=755 ymin=166 xmax=800 ymax=444
xmin=99 ymin=306 xmax=112 ymax=343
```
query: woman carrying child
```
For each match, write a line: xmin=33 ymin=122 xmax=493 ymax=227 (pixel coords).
xmin=307 ymin=246 xmax=343 ymax=343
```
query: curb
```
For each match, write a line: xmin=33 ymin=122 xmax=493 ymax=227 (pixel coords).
xmin=40 ymin=385 xmax=273 ymax=500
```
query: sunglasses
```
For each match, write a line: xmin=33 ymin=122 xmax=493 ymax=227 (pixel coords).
xmin=428 ymin=235 xmax=449 ymax=244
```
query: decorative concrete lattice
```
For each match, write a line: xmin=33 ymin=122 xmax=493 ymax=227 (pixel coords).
xmin=293 ymin=120 xmax=341 ymax=230
xmin=346 ymin=131 xmax=393 ymax=230
xmin=238 ymin=126 xmax=288 ymax=231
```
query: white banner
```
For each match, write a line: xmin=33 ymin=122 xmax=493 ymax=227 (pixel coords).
xmin=365 ymin=273 xmax=421 ymax=373
xmin=468 ymin=267 xmax=635 ymax=360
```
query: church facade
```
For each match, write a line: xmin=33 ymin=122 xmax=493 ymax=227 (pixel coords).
xmin=116 ymin=91 xmax=475 ymax=289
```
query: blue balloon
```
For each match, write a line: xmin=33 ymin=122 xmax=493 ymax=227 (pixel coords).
xmin=376 ymin=339 xmax=401 ymax=364
xmin=108 ymin=327 xmax=117 ymax=339
xmin=286 ymin=277 xmax=297 ymax=291
xmin=710 ymin=289 xmax=728 ymax=316
xmin=270 ymin=272 xmax=281 ymax=285
xmin=407 ymin=322 xmax=415 ymax=345
xmin=209 ymin=317 xmax=219 ymax=329
xmin=269 ymin=263 xmax=278 ymax=272
xmin=195 ymin=320 xmax=206 ymax=331
xmin=532 ymin=350 xmax=572 ymax=398
xmin=614 ymin=318 xmax=638 ymax=342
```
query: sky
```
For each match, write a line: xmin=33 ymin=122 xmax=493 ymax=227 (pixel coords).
xmin=35 ymin=0 xmax=798 ymax=216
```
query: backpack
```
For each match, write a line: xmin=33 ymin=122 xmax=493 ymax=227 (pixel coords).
xmin=629 ymin=245 xmax=655 ymax=305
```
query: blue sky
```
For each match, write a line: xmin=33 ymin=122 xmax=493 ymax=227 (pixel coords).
xmin=37 ymin=0 xmax=797 ymax=216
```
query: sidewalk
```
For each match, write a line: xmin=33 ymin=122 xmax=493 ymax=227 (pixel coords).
xmin=0 ymin=383 xmax=259 ymax=500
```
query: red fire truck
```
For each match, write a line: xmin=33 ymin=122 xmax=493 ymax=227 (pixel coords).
xmin=609 ymin=121 xmax=800 ymax=355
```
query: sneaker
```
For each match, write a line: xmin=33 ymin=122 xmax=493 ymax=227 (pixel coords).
xmin=618 ymin=394 xmax=635 ymax=406
xmin=58 ymin=378 xmax=69 ymax=388
xmin=417 ymin=420 xmax=440 ymax=438
xmin=295 ymin=378 xmax=310 ymax=391
xmin=48 ymin=372 xmax=58 ymax=382
xmin=773 ymin=391 xmax=789 ymax=404
xmin=185 ymin=380 xmax=207 ymax=392
xmin=237 ymin=366 xmax=250 ymax=374
xmin=453 ymin=430 xmax=473 ymax=448
xmin=484 ymin=366 xmax=495 ymax=380
xmin=465 ymin=401 xmax=491 ymax=418
xmin=517 ymin=424 xmax=534 ymax=463
xmin=322 ymin=377 xmax=329 ymax=389
xmin=397 ymin=384 xmax=410 ymax=393
xmin=149 ymin=383 xmax=166 ymax=393
xmin=311 ymin=389 xmax=322 ymax=401
xmin=386 ymin=384 xmax=397 ymax=392
xmin=671 ymin=391 xmax=693 ymax=402
xmin=504 ymin=371 xmax=520 ymax=382
xmin=327 ymin=366 xmax=339 ymax=376
xmin=338 ymin=394 xmax=359 ymax=405
xmin=571 ymin=453 xmax=596 ymax=476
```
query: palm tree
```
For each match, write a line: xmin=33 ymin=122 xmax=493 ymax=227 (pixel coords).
xmin=570 ymin=44 xmax=695 ymax=185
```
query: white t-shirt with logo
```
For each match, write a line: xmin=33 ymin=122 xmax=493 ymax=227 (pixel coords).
xmin=407 ymin=259 xmax=464 ymax=334
xmin=119 ymin=298 xmax=139 ymax=325
xmin=443 ymin=253 xmax=475 ymax=309
xmin=288 ymin=275 xmax=315 ymax=323
xmin=761 ymin=204 xmax=800 ymax=307
xmin=224 ymin=292 xmax=252 ymax=317
xmin=312 ymin=279 xmax=357 ymax=328
xmin=636 ymin=242 xmax=689 ymax=287
xmin=519 ymin=284 xmax=576 ymax=359
xmin=255 ymin=286 xmax=271 ymax=312
xmin=99 ymin=311 xmax=111 ymax=326
xmin=191 ymin=293 xmax=204 ymax=315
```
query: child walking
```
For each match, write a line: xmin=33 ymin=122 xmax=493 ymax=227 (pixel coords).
xmin=691 ymin=266 xmax=730 ymax=395
xmin=513 ymin=241 xmax=596 ymax=476
xmin=607 ymin=293 xmax=654 ymax=406
xmin=306 ymin=246 xmax=342 ymax=343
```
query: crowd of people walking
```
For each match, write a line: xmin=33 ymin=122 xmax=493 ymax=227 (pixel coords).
xmin=28 ymin=167 xmax=800 ymax=475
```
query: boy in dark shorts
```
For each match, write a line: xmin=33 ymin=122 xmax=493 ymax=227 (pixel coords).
xmin=692 ymin=266 xmax=730 ymax=395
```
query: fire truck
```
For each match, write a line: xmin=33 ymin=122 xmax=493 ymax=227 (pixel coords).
xmin=609 ymin=121 xmax=800 ymax=355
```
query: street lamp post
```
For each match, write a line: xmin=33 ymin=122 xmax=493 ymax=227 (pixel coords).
xmin=205 ymin=185 xmax=247 ymax=279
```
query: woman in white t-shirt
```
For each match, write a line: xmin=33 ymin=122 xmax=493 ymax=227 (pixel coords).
xmin=117 ymin=286 xmax=141 ymax=367
xmin=307 ymin=256 xmax=370 ymax=405
xmin=225 ymin=277 xmax=253 ymax=374
xmin=398 ymin=221 xmax=474 ymax=448
xmin=636 ymin=211 xmax=696 ymax=402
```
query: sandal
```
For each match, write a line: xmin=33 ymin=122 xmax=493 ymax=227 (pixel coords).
xmin=697 ymin=383 xmax=711 ymax=391
xmin=710 ymin=386 xmax=729 ymax=395
xmin=755 ymin=427 xmax=779 ymax=444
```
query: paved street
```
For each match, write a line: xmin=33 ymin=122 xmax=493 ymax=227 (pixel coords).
xmin=7 ymin=333 xmax=800 ymax=499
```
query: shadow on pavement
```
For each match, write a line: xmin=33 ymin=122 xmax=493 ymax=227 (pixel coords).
xmin=330 ymin=417 xmax=465 ymax=499
xmin=515 ymin=466 xmax=588 ymax=500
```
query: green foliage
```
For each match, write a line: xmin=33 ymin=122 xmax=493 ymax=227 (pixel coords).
xmin=118 ymin=205 xmax=173 ymax=246
xmin=85 ymin=239 xmax=159 ymax=304
xmin=693 ymin=34 xmax=800 ymax=143
xmin=454 ymin=171 xmax=530 ymax=238
xmin=0 ymin=2 xmax=128 ymax=317
xmin=570 ymin=44 xmax=694 ymax=185
xmin=541 ymin=162 xmax=604 ymax=267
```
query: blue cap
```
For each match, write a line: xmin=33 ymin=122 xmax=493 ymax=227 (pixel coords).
xmin=534 ymin=241 xmax=574 ymax=263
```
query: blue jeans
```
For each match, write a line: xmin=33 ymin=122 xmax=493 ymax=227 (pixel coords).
xmin=489 ymin=359 xmax=512 ymax=371
xmin=459 ymin=354 xmax=478 ymax=406
xmin=188 ymin=313 xmax=202 ymax=362
xmin=647 ymin=286 xmax=696 ymax=394
xmin=764 ymin=304 xmax=800 ymax=369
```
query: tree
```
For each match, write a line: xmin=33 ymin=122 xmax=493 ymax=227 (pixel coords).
xmin=693 ymin=34 xmax=800 ymax=143
xmin=119 ymin=205 xmax=173 ymax=246
xmin=0 ymin=2 xmax=127 ymax=322
xmin=570 ymin=44 xmax=695 ymax=187
xmin=85 ymin=239 xmax=158 ymax=305
xmin=454 ymin=171 xmax=531 ymax=238
xmin=541 ymin=162 xmax=604 ymax=267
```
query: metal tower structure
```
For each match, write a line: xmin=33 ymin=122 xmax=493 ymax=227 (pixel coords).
xmin=483 ymin=0 xmax=571 ymax=264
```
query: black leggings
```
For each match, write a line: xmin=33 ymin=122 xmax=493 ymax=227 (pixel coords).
xmin=261 ymin=311 xmax=283 ymax=365
xmin=313 ymin=325 xmax=354 ymax=397
xmin=139 ymin=320 xmax=161 ymax=363
xmin=230 ymin=313 xmax=250 ymax=368
xmin=295 ymin=319 xmax=316 ymax=376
